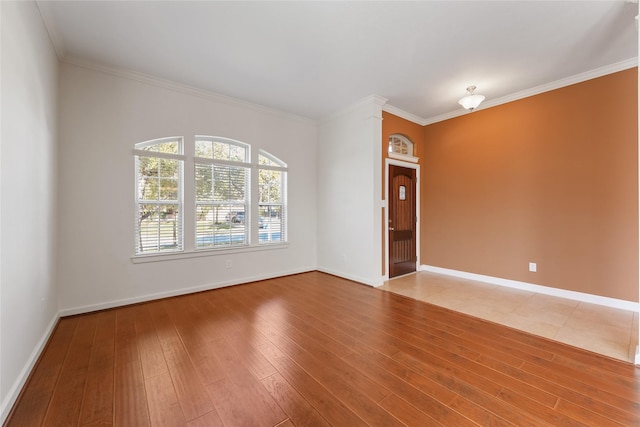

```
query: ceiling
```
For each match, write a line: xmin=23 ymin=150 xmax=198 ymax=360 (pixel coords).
xmin=36 ymin=1 xmax=639 ymax=122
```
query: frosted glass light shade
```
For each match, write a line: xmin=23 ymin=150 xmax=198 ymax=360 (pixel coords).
xmin=458 ymin=93 xmax=485 ymax=111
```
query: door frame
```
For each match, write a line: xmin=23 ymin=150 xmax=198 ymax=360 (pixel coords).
xmin=384 ymin=158 xmax=420 ymax=280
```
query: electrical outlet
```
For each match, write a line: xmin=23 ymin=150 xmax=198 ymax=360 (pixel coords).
xmin=529 ymin=262 xmax=537 ymax=272
xmin=226 ymin=260 xmax=232 ymax=269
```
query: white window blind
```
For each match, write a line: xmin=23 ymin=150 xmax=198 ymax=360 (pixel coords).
xmin=134 ymin=137 xmax=184 ymax=254
xmin=258 ymin=150 xmax=287 ymax=244
xmin=195 ymin=137 xmax=250 ymax=249
xmin=133 ymin=136 xmax=287 ymax=257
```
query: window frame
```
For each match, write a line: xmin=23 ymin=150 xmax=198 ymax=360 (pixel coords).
xmin=388 ymin=134 xmax=419 ymax=163
xmin=194 ymin=136 xmax=251 ymax=250
xmin=258 ymin=150 xmax=288 ymax=245
xmin=133 ymin=137 xmax=185 ymax=255
xmin=132 ymin=136 xmax=288 ymax=262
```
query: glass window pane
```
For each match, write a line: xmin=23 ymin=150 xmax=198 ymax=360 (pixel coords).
xmin=198 ymin=138 xmax=249 ymax=163
xmin=196 ymin=203 xmax=246 ymax=248
xmin=259 ymin=150 xmax=286 ymax=167
xmin=195 ymin=164 xmax=213 ymax=201
xmin=139 ymin=177 xmax=159 ymax=201
xmin=157 ymin=141 xmax=178 ymax=154
xmin=135 ymin=138 xmax=183 ymax=255
xmin=259 ymin=170 xmax=281 ymax=203
xmin=229 ymin=144 xmax=245 ymax=162
xmin=258 ymin=161 xmax=285 ymax=245
xmin=160 ymin=178 xmax=178 ymax=200
xmin=195 ymin=140 xmax=213 ymax=158
xmin=258 ymin=155 xmax=272 ymax=166
xmin=159 ymin=158 xmax=178 ymax=178
xmin=213 ymin=141 xmax=229 ymax=160
xmin=258 ymin=204 xmax=284 ymax=243
xmin=137 ymin=204 xmax=181 ymax=252
xmin=212 ymin=166 xmax=246 ymax=202
xmin=137 ymin=140 xmax=179 ymax=154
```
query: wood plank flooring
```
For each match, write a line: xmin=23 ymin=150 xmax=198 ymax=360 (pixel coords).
xmin=5 ymin=271 xmax=640 ymax=426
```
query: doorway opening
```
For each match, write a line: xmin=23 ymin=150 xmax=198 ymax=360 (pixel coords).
xmin=386 ymin=159 xmax=419 ymax=278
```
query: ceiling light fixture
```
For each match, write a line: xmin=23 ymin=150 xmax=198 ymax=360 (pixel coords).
xmin=458 ymin=85 xmax=485 ymax=111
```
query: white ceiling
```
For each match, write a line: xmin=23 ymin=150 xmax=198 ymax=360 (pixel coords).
xmin=36 ymin=1 xmax=639 ymax=121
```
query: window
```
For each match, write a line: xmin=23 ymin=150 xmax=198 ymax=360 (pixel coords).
xmin=388 ymin=134 xmax=413 ymax=156
xmin=388 ymin=134 xmax=418 ymax=163
xmin=133 ymin=136 xmax=287 ymax=257
xmin=258 ymin=151 xmax=287 ymax=243
xmin=195 ymin=137 xmax=250 ymax=249
xmin=134 ymin=137 xmax=184 ymax=254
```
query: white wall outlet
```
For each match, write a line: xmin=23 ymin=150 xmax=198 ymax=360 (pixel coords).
xmin=529 ymin=262 xmax=537 ymax=272
xmin=225 ymin=260 xmax=232 ymax=269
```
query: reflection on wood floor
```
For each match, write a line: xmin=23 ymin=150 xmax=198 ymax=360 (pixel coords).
xmin=6 ymin=271 xmax=640 ymax=426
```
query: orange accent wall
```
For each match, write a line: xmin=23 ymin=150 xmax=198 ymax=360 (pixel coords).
xmin=422 ymin=68 xmax=638 ymax=301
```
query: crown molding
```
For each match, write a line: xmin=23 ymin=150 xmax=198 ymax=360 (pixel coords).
xmin=61 ymin=56 xmax=315 ymax=124
xmin=382 ymin=104 xmax=428 ymax=126
xmin=318 ymin=94 xmax=388 ymax=125
xmin=386 ymin=57 xmax=639 ymax=127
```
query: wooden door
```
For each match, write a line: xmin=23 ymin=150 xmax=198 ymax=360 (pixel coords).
xmin=389 ymin=165 xmax=417 ymax=277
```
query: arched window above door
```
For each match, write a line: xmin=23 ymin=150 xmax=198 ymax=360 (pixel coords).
xmin=388 ymin=134 xmax=418 ymax=163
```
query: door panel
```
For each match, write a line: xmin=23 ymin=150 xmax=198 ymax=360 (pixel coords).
xmin=389 ymin=165 xmax=416 ymax=278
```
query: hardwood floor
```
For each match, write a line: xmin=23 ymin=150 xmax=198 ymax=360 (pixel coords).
xmin=5 ymin=271 xmax=640 ymax=426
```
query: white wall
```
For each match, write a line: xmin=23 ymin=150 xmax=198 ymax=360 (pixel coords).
xmin=316 ymin=96 xmax=385 ymax=286
xmin=1 ymin=1 xmax=59 ymax=421
xmin=57 ymin=62 xmax=317 ymax=313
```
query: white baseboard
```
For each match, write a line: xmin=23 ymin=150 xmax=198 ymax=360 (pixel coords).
xmin=59 ymin=267 xmax=316 ymax=317
xmin=316 ymin=267 xmax=384 ymax=287
xmin=1 ymin=312 xmax=60 ymax=425
xmin=420 ymin=265 xmax=639 ymax=313
xmin=635 ymin=346 xmax=640 ymax=365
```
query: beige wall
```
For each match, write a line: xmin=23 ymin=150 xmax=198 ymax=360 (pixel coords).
xmin=57 ymin=62 xmax=318 ymax=312
xmin=421 ymin=68 xmax=638 ymax=301
xmin=1 ymin=2 xmax=60 ymax=421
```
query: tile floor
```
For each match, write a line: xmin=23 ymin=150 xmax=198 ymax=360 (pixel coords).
xmin=379 ymin=271 xmax=639 ymax=363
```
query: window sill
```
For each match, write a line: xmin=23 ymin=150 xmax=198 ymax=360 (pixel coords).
xmin=131 ymin=242 xmax=289 ymax=264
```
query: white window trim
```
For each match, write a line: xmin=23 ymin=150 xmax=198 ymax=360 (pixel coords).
xmin=131 ymin=241 xmax=289 ymax=263
xmin=256 ymin=164 xmax=288 ymax=172
xmin=133 ymin=149 xmax=185 ymax=160
xmin=257 ymin=150 xmax=287 ymax=246
xmin=133 ymin=135 xmax=288 ymax=261
xmin=134 ymin=137 xmax=185 ymax=255
xmin=388 ymin=151 xmax=419 ymax=163
xmin=388 ymin=134 xmax=419 ymax=163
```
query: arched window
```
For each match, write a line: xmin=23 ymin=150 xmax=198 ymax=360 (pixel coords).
xmin=134 ymin=137 xmax=184 ymax=254
xmin=388 ymin=134 xmax=418 ymax=163
xmin=134 ymin=135 xmax=287 ymax=256
xmin=195 ymin=136 xmax=251 ymax=248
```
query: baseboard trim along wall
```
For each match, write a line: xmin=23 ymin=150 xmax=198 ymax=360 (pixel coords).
xmin=59 ymin=267 xmax=316 ymax=317
xmin=420 ymin=265 xmax=639 ymax=313
xmin=316 ymin=267 xmax=384 ymax=287
xmin=1 ymin=313 xmax=60 ymax=425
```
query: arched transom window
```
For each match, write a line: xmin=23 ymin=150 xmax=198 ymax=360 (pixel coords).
xmin=389 ymin=134 xmax=413 ymax=156
xmin=388 ymin=134 xmax=418 ymax=163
